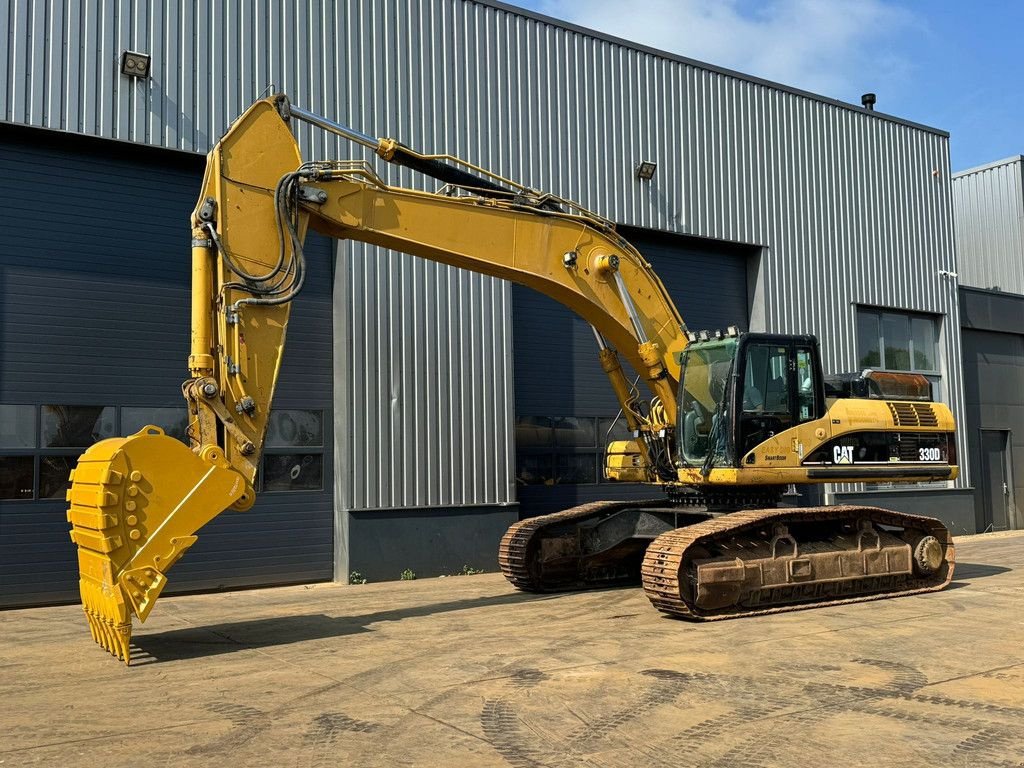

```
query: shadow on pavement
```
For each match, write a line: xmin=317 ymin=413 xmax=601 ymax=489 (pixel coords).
xmin=131 ymin=589 xmax=558 ymax=664
xmin=945 ymin=561 xmax=1012 ymax=591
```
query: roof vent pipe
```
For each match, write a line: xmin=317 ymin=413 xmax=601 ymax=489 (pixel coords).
xmin=861 ymin=93 xmax=876 ymax=111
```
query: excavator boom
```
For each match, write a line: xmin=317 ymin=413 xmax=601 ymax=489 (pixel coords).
xmin=67 ymin=95 xmax=688 ymax=662
xmin=67 ymin=95 xmax=956 ymax=663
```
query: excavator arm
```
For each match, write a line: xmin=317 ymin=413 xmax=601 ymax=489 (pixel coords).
xmin=188 ymin=95 xmax=688 ymax=484
xmin=67 ymin=95 xmax=957 ymax=662
xmin=66 ymin=95 xmax=690 ymax=661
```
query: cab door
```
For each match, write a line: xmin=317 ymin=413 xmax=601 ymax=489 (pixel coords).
xmin=736 ymin=339 xmax=823 ymax=458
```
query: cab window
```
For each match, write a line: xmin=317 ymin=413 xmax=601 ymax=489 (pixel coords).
xmin=743 ymin=345 xmax=790 ymax=415
xmin=795 ymin=347 xmax=818 ymax=424
xmin=739 ymin=344 xmax=793 ymax=456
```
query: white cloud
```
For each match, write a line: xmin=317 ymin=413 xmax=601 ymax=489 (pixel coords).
xmin=529 ymin=0 xmax=917 ymax=101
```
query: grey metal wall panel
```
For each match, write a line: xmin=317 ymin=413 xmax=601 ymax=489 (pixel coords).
xmin=334 ymin=248 xmax=514 ymax=511
xmin=961 ymin=286 xmax=1024 ymax=335
xmin=953 ymin=156 xmax=1024 ymax=294
xmin=1 ymin=0 xmax=967 ymax=501
xmin=831 ymin=488 xmax=976 ymax=536
xmin=347 ymin=505 xmax=519 ymax=582
xmin=0 ymin=126 xmax=334 ymax=606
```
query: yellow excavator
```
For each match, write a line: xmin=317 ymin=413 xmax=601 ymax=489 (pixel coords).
xmin=67 ymin=95 xmax=956 ymax=663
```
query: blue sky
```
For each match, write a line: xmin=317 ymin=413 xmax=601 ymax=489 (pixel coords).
xmin=504 ymin=0 xmax=1023 ymax=171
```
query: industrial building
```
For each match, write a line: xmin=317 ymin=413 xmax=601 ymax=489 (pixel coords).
xmin=954 ymin=155 xmax=1024 ymax=532
xmin=0 ymin=0 xmax=977 ymax=607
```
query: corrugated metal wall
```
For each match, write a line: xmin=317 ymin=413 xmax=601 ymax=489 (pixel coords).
xmin=0 ymin=0 xmax=968 ymax=498
xmin=953 ymin=156 xmax=1024 ymax=294
xmin=334 ymin=250 xmax=513 ymax=510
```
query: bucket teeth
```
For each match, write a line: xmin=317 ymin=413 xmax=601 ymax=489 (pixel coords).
xmin=88 ymin=614 xmax=132 ymax=663
xmin=79 ymin=582 xmax=133 ymax=664
xmin=84 ymin=608 xmax=99 ymax=643
xmin=116 ymin=624 xmax=132 ymax=664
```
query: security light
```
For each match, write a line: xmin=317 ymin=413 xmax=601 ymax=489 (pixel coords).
xmin=121 ymin=51 xmax=151 ymax=79
xmin=635 ymin=161 xmax=657 ymax=180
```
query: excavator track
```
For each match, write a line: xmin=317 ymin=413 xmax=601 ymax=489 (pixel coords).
xmin=499 ymin=499 xmax=673 ymax=591
xmin=641 ymin=505 xmax=954 ymax=620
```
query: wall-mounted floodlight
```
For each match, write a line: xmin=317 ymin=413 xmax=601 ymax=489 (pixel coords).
xmin=121 ymin=51 xmax=151 ymax=79
xmin=635 ymin=161 xmax=657 ymax=180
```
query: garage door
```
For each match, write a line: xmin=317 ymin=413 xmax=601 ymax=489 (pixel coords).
xmin=513 ymin=227 xmax=753 ymax=515
xmin=0 ymin=125 xmax=335 ymax=607
xmin=961 ymin=328 xmax=1024 ymax=531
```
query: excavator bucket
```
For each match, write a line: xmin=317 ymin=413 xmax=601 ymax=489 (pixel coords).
xmin=66 ymin=426 xmax=248 ymax=663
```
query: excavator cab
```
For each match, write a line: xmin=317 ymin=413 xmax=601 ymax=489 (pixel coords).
xmin=678 ymin=331 xmax=826 ymax=468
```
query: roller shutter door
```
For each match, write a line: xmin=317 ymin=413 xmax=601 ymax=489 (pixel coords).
xmin=962 ymin=328 xmax=1024 ymax=531
xmin=0 ymin=126 xmax=334 ymax=607
xmin=513 ymin=227 xmax=752 ymax=515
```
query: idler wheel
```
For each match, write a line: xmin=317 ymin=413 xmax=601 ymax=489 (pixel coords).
xmin=913 ymin=535 xmax=944 ymax=575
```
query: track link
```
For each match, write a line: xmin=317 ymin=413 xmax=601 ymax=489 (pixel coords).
xmin=641 ymin=505 xmax=955 ymax=620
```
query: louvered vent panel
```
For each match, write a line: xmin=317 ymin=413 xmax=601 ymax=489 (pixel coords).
xmin=887 ymin=402 xmax=938 ymax=427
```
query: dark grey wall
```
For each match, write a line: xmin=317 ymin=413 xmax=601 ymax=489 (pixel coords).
xmin=959 ymin=287 xmax=1024 ymax=532
xmin=0 ymin=125 xmax=335 ymax=607
xmin=513 ymin=228 xmax=754 ymax=515
xmin=347 ymin=505 xmax=519 ymax=582
xmin=831 ymin=489 xmax=977 ymax=536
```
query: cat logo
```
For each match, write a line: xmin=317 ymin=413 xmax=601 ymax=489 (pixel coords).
xmin=833 ymin=445 xmax=855 ymax=464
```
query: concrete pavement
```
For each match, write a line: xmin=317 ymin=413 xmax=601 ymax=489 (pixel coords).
xmin=2 ymin=531 xmax=1023 ymax=767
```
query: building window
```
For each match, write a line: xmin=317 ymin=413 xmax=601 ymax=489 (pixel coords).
xmin=856 ymin=308 xmax=939 ymax=375
xmin=856 ymin=309 xmax=944 ymax=490
xmin=0 ymin=404 xmax=120 ymax=501
xmin=1 ymin=405 xmax=329 ymax=499
xmin=39 ymin=405 xmax=118 ymax=499
xmin=0 ymin=456 xmax=34 ymax=500
xmin=515 ymin=416 xmax=633 ymax=486
xmin=0 ymin=405 xmax=35 ymax=449
xmin=1 ymin=405 xmax=37 ymax=499
xmin=260 ymin=409 xmax=325 ymax=492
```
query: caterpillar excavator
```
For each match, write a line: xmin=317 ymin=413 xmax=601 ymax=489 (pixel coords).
xmin=66 ymin=95 xmax=956 ymax=663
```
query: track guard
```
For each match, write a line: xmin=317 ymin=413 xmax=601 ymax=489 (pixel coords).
xmin=642 ymin=506 xmax=955 ymax=619
xmin=67 ymin=426 xmax=248 ymax=663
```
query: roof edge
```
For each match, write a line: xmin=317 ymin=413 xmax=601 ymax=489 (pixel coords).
xmin=952 ymin=155 xmax=1024 ymax=178
xmin=476 ymin=0 xmax=950 ymax=138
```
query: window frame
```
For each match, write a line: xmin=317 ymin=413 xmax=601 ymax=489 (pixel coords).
xmin=855 ymin=307 xmax=941 ymax=376
xmin=0 ymin=404 xmax=38 ymax=501
xmin=854 ymin=308 xmax=947 ymax=490
xmin=515 ymin=415 xmax=634 ymax=486
xmin=1 ymin=404 xmax=331 ymax=500
xmin=258 ymin=408 xmax=327 ymax=494
xmin=1 ymin=403 xmax=121 ymax=502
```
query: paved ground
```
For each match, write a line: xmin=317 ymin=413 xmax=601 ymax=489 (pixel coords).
xmin=2 ymin=532 xmax=1023 ymax=768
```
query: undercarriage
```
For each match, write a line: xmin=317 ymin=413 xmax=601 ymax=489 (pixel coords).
xmin=498 ymin=496 xmax=954 ymax=619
